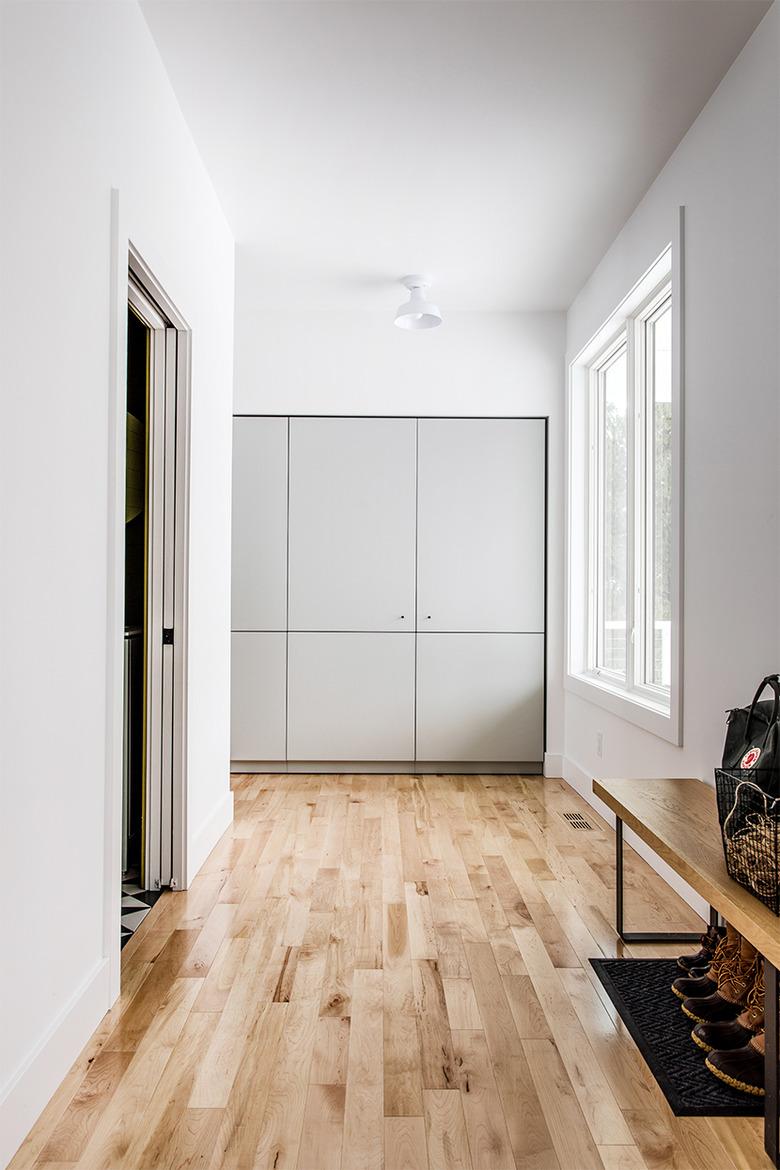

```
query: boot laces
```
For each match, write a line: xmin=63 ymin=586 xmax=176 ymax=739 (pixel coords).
xmin=743 ymin=962 xmax=765 ymax=1027
xmin=722 ymin=953 xmax=758 ymax=1001
xmin=711 ymin=935 xmax=740 ymax=980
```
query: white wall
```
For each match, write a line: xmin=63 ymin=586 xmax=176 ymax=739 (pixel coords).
xmin=234 ymin=286 xmax=566 ymax=766
xmin=0 ymin=3 xmax=234 ymax=1163
xmin=563 ymin=6 xmax=779 ymax=838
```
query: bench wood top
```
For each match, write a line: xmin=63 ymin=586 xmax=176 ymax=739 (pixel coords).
xmin=593 ymin=776 xmax=780 ymax=969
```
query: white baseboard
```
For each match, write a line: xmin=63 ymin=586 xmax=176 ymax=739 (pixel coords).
xmin=543 ymin=753 xmax=563 ymax=777
xmin=562 ymin=755 xmax=709 ymax=923
xmin=187 ymin=789 xmax=234 ymax=885
xmin=0 ymin=958 xmax=110 ymax=1170
xmin=230 ymin=761 xmax=543 ymax=775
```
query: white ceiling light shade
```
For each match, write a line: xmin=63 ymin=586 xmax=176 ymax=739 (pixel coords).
xmin=394 ymin=274 xmax=442 ymax=330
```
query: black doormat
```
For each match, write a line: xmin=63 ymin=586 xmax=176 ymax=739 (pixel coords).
xmin=589 ymin=958 xmax=763 ymax=1116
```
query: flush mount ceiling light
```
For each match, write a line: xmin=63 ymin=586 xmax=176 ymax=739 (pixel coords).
xmin=394 ymin=274 xmax=442 ymax=330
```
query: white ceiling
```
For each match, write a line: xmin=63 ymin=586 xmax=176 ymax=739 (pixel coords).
xmin=142 ymin=0 xmax=769 ymax=311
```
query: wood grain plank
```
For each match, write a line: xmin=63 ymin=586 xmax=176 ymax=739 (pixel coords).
xmin=252 ymin=995 xmax=320 ymax=1169
xmin=451 ymin=1030 xmax=515 ymax=1170
xmin=598 ymin=1145 xmax=650 ymax=1170
xmin=310 ymin=1016 xmax=351 ymax=1085
xmin=412 ymin=960 xmax=458 ymax=1090
xmin=205 ymin=1001 xmax=287 ymax=1170
xmin=74 ymin=978 xmax=202 ymax=1170
xmin=128 ymin=1007 xmax=219 ymax=1167
xmin=385 ymin=1116 xmax=429 ymax=1170
xmin=342 ymin=968 xmax=384 ymax=1170
xmin=442 ymin=979 xmax=482 ymax=1031
xmin=523 ymin=1038 xmax=604 ymax=1170
xmin=38 ymin=1051 xmax=134 ymax=1162
xmin=296 ymin=1083 xmax=345 ymax=1170
xmin=423 ymin=1090 xmax=473 ymax=1170
xmin=384 ymin=1011 xmax=424 ymax=1117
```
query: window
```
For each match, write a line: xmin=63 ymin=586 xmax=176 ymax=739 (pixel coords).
xmin=589 ymin=281 xmax=672 ymax=699
xmin=568 ymin=236 xmax=682 ymax=744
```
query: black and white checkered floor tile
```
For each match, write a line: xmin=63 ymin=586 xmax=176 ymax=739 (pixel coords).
xmin=121 ymin=882 xmax=162 ymax=948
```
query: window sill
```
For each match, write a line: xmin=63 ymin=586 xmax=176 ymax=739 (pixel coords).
xmin=565 ymin=670 xmax=681 ymax=746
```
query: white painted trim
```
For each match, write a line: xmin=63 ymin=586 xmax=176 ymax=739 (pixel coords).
xmin=105 ymin=189 xmax=126 ymax=1005
xmin=670 ymin=205 xmax=686 ymax=748
xmin=565 ymin=671 xmax=679 ymax=742
xmin=543 ymin=752 xmax=564 ymax=777
xmin=128 ymin=244 xmax=192 ymax=894
xmin=128 ymin=277 xmax=169 ymax=892
xmin=187 ymin=790 xmax=234 ymax=884
xmin=171 ymin=328 xmax=192 ymax=891
xmin=0 ymin=960 xmax=110 ymax=1170
xmin=562 ymin=755 xmax=709 ymax=922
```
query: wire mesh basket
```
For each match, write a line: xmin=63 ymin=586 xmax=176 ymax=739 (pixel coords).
xmin=715 ymin=767 xmax=780 ymax=915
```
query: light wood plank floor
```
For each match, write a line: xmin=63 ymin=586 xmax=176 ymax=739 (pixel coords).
xmin=10 ymin=774 xmax=772 ymax=1170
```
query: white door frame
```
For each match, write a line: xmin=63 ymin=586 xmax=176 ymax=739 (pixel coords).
xmin=127 ymin=249 xmax=191 ymax=893
xmin=105 ymin=190 xmax=191 ymax=999
xmin=127 ymin=275 xmax=172 ymax=891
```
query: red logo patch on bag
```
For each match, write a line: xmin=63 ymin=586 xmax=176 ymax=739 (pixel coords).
xmin=741 ymin=747 xmax=762 ymax=769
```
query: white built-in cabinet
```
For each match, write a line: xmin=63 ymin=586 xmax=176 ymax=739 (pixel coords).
xmin=417 ymin=419 xmax=545 ymax=633
xmin=288 ymin=417 xmax=416 ymax=631
xmin=231 ymin=416 xmax=288 ymax=630
xmin=230 ymin=632 xmax=287 ymax=760
xmin=230 ymin=415 xmax=546 ymax=768
xmin=415 ymin=633 xmax=544 ymax=762
xmin=288 ymin=633 xmax=416 ymax=760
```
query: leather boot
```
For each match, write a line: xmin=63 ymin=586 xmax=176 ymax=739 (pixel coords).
xmin=673 ymin=970 xmax=717 ymax=1001
xmin=691 ymin=962 xmax=765 ymax=1053
xmin=677 ymin=924 xmax=725 ymax=972
xmin=705 ymin=1030 xmax=766 ymax=1096
xmin=682 ymin=936 xmax=758 ymax=1024
xmin=672 ymin=924 xmax=739 ymax=1000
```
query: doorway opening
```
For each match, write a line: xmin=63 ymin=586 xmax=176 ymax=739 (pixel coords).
xmin=120 ymin=253 xmax=190 ymax=947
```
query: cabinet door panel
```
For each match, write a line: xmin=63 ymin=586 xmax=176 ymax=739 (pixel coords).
xmin=416 ymin=634 xmax=544 ymax=762
xmin=231 ymin=417 xmax=288 ymax=630
xmin=288 ymin=633 xmax=415 ymax=760
xmin=231 ymin=633 xmax=286 ymax=761
xmin=288 ymin=418 xmax=416 ymax=631
xmin=417 ymin=418 xmax=545 ymax=632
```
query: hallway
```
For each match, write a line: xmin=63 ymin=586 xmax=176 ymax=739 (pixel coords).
xmin=11 ymin=774 xmax=769 ymax=1170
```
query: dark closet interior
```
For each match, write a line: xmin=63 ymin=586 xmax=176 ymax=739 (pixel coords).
xmin=123 ymin=304 xmax=149 ymax=884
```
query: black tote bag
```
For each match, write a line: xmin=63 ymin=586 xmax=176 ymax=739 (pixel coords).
xmin=722 ymin=674 xmax=780 ymax=795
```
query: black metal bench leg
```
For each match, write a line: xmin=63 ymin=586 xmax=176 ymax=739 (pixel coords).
xmin=614 ymin=815 xmax=709 ymax=944
xmin=766 ymin=960 xmax=779 ymax=1167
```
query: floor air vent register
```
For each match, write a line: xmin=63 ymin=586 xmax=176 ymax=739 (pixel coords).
xmin=561 ymin=810 xmax=594 ymax=830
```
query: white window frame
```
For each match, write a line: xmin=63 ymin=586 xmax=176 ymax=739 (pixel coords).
xmin=566 ymin=210 xmax=684 ymax=745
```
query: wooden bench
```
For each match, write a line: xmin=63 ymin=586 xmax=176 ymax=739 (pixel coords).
xmin=594 ymin=776 xmax=780 ymax=1168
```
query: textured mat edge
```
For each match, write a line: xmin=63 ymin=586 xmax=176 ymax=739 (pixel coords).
xmin=589 ymin=957 xmax=763 ymax=1117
